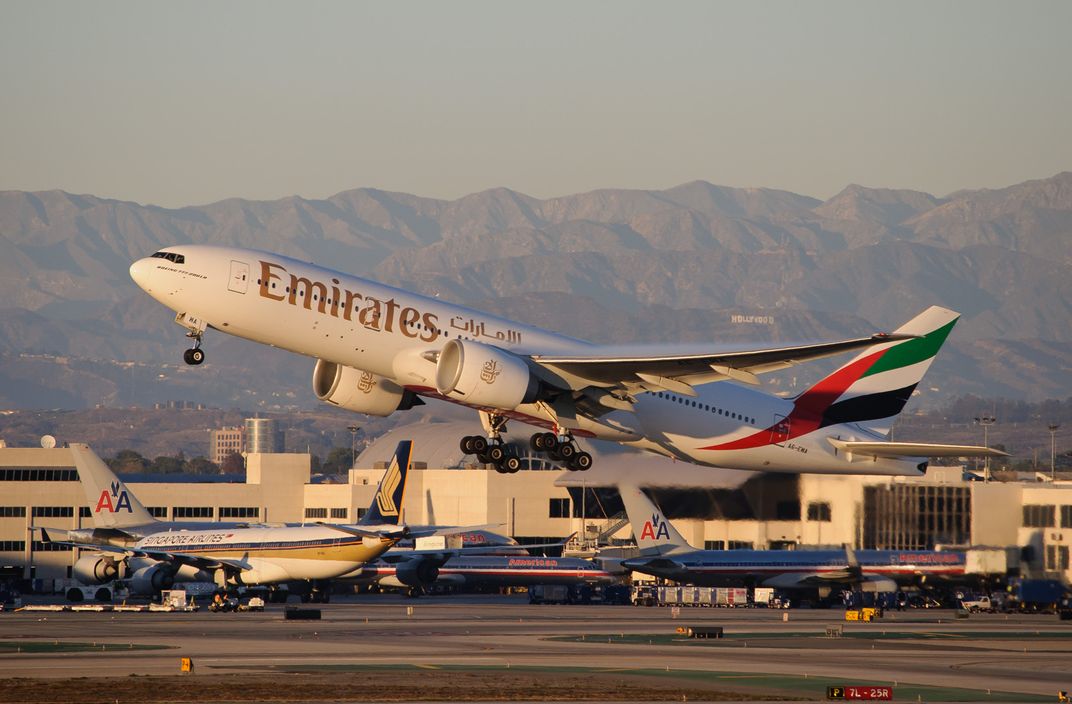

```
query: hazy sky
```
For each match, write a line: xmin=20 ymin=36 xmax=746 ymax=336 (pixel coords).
xmin=1 ymin=1 xmax=1069 ymax=207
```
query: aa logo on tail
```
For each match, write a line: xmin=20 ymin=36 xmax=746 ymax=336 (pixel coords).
xmin=96 ymin=480 xmax=133 ymax=514
xmin=376 ymin=460 xmax=402 ymax=516
xmin=639 ymin=512 xmax=670 ymax=540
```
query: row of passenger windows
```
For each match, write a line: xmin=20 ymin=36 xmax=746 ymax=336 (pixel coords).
xmin=653 ymin=392 xmax=757 ymax=425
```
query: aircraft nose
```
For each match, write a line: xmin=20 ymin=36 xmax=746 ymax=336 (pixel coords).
xmin=129 ymin=258 xmax=151 ymax=290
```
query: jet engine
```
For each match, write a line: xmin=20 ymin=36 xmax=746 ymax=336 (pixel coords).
xmin=435 ymin=339 xmax=538 ymax=410
xmin=394 ymin=559 xmax=440 ymax=587
xmin=312 ymin=360 xmax=423 ymax=417
xmin=129 ymin=564 xmax=175 ymax=595
xmin=73 ymin=555 xmax=123 ymax=585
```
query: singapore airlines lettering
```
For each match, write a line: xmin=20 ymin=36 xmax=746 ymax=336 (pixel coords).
xmin=257 ymin=260 xmax=523 ymax=344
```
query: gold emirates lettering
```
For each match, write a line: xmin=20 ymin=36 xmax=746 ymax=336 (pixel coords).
xmin=259 ymin=261 xmax=440 ymax=343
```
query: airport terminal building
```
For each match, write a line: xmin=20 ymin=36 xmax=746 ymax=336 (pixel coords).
xmin=0 ymin=421 xmax=1068 ymax=589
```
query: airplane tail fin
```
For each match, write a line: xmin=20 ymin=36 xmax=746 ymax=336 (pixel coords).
xmin=793 ymin=306 xmax=959 ymax=436
xmin=69 ymin=443 xmax=156 ymax=529
xmin=618 ymin=484 xmax=692 ymax=556
xmin=358 ymin=441 xmax=411 ymax=526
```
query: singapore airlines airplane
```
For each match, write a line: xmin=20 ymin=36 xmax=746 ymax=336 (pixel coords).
xmin=129 ymin=246 xmax=1001 ymax=476
xmin=49 ymin=442 xmax=419 ymax=596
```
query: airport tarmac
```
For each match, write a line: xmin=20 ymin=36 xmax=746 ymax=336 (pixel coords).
xmin=2 ymin=594 xmax=1071 ymax=702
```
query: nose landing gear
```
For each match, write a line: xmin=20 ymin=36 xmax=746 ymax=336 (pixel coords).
xmin=182 ymin=333 xmax=205 ymax=366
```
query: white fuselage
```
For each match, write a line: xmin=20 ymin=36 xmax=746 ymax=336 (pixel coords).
xmin=130 ymin=245 xmax=922 ymax=476
xmin=132 ymin=524 xmax=394 ymax=584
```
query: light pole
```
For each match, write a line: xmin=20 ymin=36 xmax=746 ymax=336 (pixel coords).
xmin=1049 ymin=423 xmax=1061 ymax=480
xmin=974 ymin=415 xmax=996 ymax=481
xmin=347 ymin=425 xmax=360 ymax=469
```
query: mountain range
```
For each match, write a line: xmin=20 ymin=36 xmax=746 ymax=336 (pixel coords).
xmin=1 ymin=172 xmax=1070 ymax=411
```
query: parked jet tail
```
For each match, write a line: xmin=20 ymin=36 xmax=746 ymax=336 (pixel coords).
xmin=792 ymin=306 xmax=959 ymax=437
xmin=357 ymin=440 xmax=412 ymax=526
xmin=618 ymin=484 xmax=692 ymax=556
xmin=69 ymin=443 xmax=156 ymax=529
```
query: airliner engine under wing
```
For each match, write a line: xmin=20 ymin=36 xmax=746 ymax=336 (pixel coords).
xmin=48 ymin=442 xmax=419 ymax=595
xmin=618 ymin=485 xmax=965 ymax=593
xmin=129 ymin=245 xmax=1002 ymax=476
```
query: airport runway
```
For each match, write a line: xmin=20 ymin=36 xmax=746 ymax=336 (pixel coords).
xmin=2 ymin=594 xmax=1071 ymax=701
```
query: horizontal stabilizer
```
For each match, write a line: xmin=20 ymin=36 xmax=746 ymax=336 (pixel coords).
xmin=829 ymin=439 xmax=1009 ymax=461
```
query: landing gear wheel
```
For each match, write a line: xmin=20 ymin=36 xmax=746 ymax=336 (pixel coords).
xmin=470 ymin=436 xmax=488 ymax=454
xmin=488 ymin=445 xmax=506 ymax=463
xmin=557 ymin=442 xmax=577 ymax=461
xmin=504 ymin=456 xmax=522 ymax=473
xmin=183 ymin=348 xmax=205 ymax=365
xmin=540 ymin=432 xmax=558 ymax=451
xmin=569 ymin=452 xmax=593 ymax=471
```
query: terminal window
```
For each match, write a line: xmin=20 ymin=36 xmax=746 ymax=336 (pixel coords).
xmin=0 ymin=507 xmax=27 ymax=518
xmin=32 ymin=506 xmax=74 ymax=518
xmin=863 ymin=484 xmax=970 ymax=550
xmin=1023 ymin=504 xmax=1056 ymax=528
xmin=728 ymin=541 xmax=754 ymax=550
xmin=79 ymin=506 xmax=91 ymax=518
xmin=220 ymin=507 xmax=259 ymax=519
xmin=173 ymin=506 xmax=213 ymax=518
xmin=704 ymin=540 xmax=726 ymax=550
xmin=31 ymin=540 xmax=71 ymax=552
xmin=330 ymin=508 xmax=347 ymax=519
xmin=0 ymin=468 xmax=78 ymax=482
xmin=0 ymin=540 xmax=26 ymax=551
xmin=1061 ymin=506 xmax=1072 ymax=528
xmin=148 ymin=507 xmax=167 ymax=518
xmin=548 ymin=498 xmax=570 ymax=518
xmin=305 ymin=508 xmax=328 ymax=519
xmin=807 ymin=502 xmax=832 ymax=522
xmin=1046 ymin=544 xmax=1070 ymax=571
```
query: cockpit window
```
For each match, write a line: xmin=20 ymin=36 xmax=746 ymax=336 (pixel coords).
xmin=151 ymin=251 xmax=186 ymax=264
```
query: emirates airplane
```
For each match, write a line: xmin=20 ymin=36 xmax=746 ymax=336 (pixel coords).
xmin=129 ymin=245 xmax=1000 ymax=476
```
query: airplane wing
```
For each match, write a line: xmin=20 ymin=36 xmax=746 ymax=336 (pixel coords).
xmin=319 ymin=522 xmax=505 ymax=540
xmin=58 ymin=539 xmax=249 ymax=573
xmin=828 ymin=439 xmax=1009 ymax=461
xmin=531 ymin=333 xmax=912 ymax=395
xmin=380 ymin=534 xmax=576 ymax=564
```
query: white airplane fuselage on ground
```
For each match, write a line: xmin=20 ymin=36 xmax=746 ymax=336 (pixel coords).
xmin=130 ymin=245 xmax=983 ymax=477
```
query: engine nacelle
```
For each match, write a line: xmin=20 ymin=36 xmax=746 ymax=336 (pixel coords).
xmin=73 ymin=555 xmax=122 ymax=585
xmin=129 ymin=564 xmax=175 ymax=595
xmin=394 ymin=559 xmax=440 ymax=587
xmin=312 ymin=360 xmax=422 ymax=417
xmin=435 ymin=339 xmax=538 ymax=410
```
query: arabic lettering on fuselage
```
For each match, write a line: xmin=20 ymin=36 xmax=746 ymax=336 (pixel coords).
xmin=258 ymin=261 xmax=522 ymax=345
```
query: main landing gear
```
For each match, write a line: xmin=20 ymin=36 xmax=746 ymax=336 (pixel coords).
xmin=460 ymin=434 xmax=523 ymax=474
xmin=529 ymin=431 xmax=593 ymax=472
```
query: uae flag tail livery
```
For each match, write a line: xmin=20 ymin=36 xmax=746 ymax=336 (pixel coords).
xmin=793 ymin=305 xmax=958 ymax=438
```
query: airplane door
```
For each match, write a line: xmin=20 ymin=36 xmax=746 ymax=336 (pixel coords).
xmin=228 ymin=260 xmax=249 ymax=294
xmin=770 ymin=414 xmax=790 ymax=446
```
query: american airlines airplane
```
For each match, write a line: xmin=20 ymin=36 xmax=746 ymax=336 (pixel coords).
xmin=129 ymin=245 xmax=1001 ymax=475
xmin=618 ymin=485 xmax=967 ymax=594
